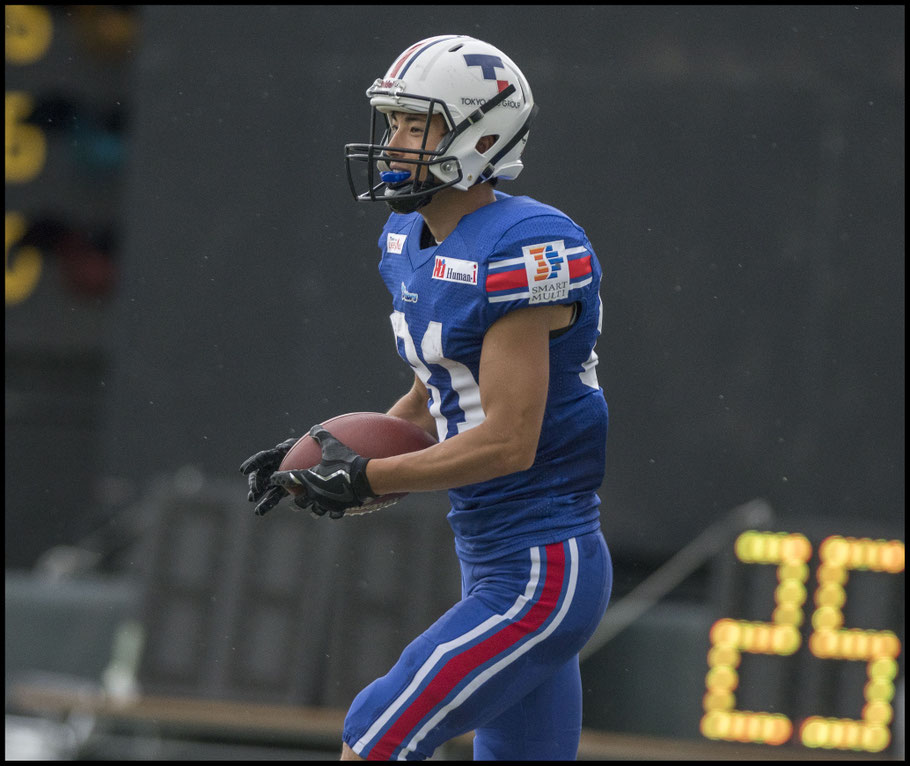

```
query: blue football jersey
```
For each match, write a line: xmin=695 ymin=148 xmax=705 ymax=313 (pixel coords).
xmin=377 ymin=192 xmax=608 ymax=562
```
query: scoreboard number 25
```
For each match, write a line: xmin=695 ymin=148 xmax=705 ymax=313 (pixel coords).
xmin=700 ymin=530 xmax=904 ymax=753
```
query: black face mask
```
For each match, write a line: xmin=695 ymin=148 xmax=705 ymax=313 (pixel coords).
xmin=344 ymin=106 xmax=461 ymax=214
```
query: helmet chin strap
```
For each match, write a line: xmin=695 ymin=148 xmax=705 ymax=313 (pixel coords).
xmin=386 ymin=194 xmax=431 ymax=214
xmin=384 ymin=179 xmax=437 ymax=214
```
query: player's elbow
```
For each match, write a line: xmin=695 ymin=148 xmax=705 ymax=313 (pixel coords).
xmin=502 ymin=447 xmax=536 ymax=474
xmin=489 ymin=423 xmax=539 ymax=475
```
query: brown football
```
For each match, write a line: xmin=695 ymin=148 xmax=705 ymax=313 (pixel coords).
xmin=278 ymin=411 xmax=438 ymax=514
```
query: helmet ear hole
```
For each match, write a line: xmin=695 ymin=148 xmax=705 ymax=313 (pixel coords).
xmin=476 ymin=135 xmax=498 ymax=154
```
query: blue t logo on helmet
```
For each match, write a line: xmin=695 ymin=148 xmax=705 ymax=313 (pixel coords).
xmin=463 ymin=53 xmax=509 ymax=91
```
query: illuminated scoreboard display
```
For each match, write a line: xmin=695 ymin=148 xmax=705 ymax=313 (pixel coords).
xmin=701 ymin=528 xmax=904 ymax=754
xmin=6 ymin=5 xmax=137 ymax=568
xmin=6 ymin=4 xmax=53 ymax=306
xmin=6 ymin=5 xmax=133 ymax=314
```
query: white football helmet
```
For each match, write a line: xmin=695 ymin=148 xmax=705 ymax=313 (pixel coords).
xmin=345 ymin=35 xmax=537 ymax=213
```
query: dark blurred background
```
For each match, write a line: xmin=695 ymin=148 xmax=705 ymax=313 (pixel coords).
xmin=5 ymin=5 xmax=904 ymax=761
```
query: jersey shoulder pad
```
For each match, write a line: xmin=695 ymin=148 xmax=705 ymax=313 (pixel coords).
xmin=482 ymin=201 xmax=596 ymax=309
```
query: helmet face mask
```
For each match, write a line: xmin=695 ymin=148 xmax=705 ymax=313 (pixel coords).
xmin=345 ymin=35 xmax=537 ymax=213
xmin=346 ymin=97 xmax=465 ymax=214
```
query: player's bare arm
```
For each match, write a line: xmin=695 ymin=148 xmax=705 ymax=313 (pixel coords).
xmin=385 ymin=373 xmax=437 ymax=439
xmin=364 ymin=303 xmax=569 ymax=496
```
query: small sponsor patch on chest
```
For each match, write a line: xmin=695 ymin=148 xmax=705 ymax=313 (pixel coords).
xmin=400 ymin=282 xmax=418 ymax=303
xmin=432 ymin=256 xmax=479 ymax=285
xmin=387 ymin=233 xmax=407 ymax=254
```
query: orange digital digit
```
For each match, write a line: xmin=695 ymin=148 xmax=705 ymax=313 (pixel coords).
xmin=5 ymin=5 xmax=53 ymax=65
xmin=5 ymin=91 xmax=46 ymax=184
xmin=5 ymin=211 xmax=42 ymax=305
xmin=702 ymin=530 xmax=904 ymax=754
xmin=800 ymin=536 xmax=904 ymax=753
xmin=700 ymin=531 xmax=812 ymax=746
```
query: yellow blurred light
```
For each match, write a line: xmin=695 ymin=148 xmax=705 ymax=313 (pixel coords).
xmin=707 ymin=530 xmax=904 ymax=755
xmin=702 ymin=710 xmax=791 ymax=746
xmin=810 ymin=628 xmax=899 ymax=660
xmin=741 ymin=623 xmax=767 ymax=652
xmin=734 ymin=531 xmax=756 ymax=562
xmin=819 ymin=536 xmax=904 ymax=574
xmin=799 ymin=717 xmax=890 ymax=752
xmin=6 ymin=92 xmax=47 ymax=183
xmin=809 ymin=629 xmax=836 ymax=657
xmin=771 ymin=624 xmax=801 ymax=655
xmin=700 ymin=711 xmax=728 ymax=739
xmin=706 ymin=665 xmax=738 ymax=692
xmin=810 ymin=607 xmax=843 ymax=632
xmin=5 ymin=5 xmax=53 ymax=65
xmin=820 ymin=536 xmax=850 ymax=566
xmin=814 ymin=582 xmax=846 ymax=608
xmin=815 ymin=562 xmax=848 ymax=585
xmin=870 ymin=632 xmax=901 ymax=659
xmin=703 ymin=690 xmax=735 ymax=712
xmin=869 ymin=657 xmax=898 ymax=680
xmin=862 ymin=701 xmax=893 ymax=726
xmin=766 ymin=715 xmax=793 ymax=746
xmin=864 ymin=678 xmax=895 ymax=703
xmin=849 ymin=539 xmax=877 ymax=570
xmin=862 ymin=724 xmax=890 ymax=753
xmin=710 ymin=618 xmax=740 ymax=647
xmin=735 ymin=530 xmax=812 ymax=565
xmin=879 ymin=541 xmax=904 ymax=573
xmin=775 ymin=579 xmax=807 ymax=606
xmin=777 ymin=561 xmax=809 ymax=582
xmin=707 ymin=644 xmax=740 ymax=668
xmin=772 ymin=604 xmax=804 ymax=627
xmin=780 ymin=533 xmax=812 ymax=563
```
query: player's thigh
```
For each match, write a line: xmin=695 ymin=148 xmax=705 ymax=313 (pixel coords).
xmin=343 ymin=534 xmax=610 ymax=760
xmin=342 ymin=592 xmax=501 ymax=759
xmin=473 ymin=655 xmax=582 ymax=761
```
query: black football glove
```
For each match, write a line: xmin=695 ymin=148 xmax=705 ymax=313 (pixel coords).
xmin=239 ymin=436 xmax=298 ymax=516
xmin=269 ymin=425 xmax=375 ymax=519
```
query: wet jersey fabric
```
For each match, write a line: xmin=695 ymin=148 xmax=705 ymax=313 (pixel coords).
xmin=376 ymin=192 xmax=609 ymax=563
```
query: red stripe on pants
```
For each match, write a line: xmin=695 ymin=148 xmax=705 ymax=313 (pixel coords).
xmin=368 ymin=542 xmax=567 ymax=760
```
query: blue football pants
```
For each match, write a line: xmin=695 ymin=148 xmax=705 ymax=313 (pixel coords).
xmin=343 ymin=530 xmax=612 ymax=760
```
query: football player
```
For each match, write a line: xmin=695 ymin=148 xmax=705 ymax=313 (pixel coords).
xmin=241 ymin=35 xmax=613 ymax=761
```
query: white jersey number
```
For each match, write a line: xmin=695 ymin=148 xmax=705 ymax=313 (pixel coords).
xmin=390 ymin=311 xmax=485 ymax=442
